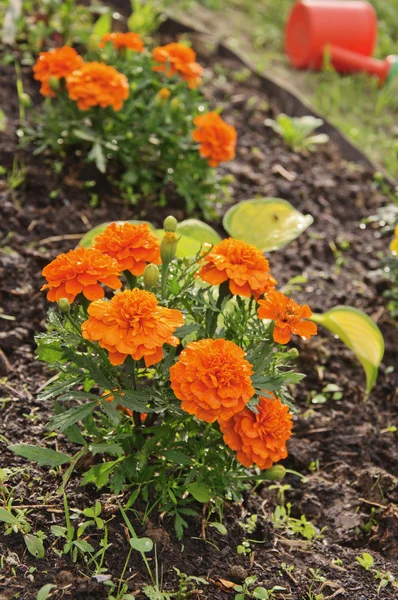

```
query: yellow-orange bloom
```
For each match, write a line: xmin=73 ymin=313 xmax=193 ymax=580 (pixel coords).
xmin=82 ymin=289 xmax=183 ymax=367
xmin=33 ymin=46 xmax=83 ymax=97
xmin=66 ymin=62 xmax=129 ymax=111
xmin=390 ymin=225 xmax=398 ymax=255
xmin=93 ymin=222 xmax=161 ymax=275
xmin=197 ymin=238 xmax=277 ymax=299
xmin=170 ymin=338 xmax=254 ymax=423
xmin=100 ymin=32 xmax=144 ymax=52
xmin=257 ymin=290 xmax=317 ymax=344
xmin=41 ymin=247 xmax=122 ymax=303
xmin=152 ymin=43 xmax=203 ymax=89
xmin=219 ymin=394 xmax=293 ymax=470
xmin=192 ymin=112 xmax=237 ymax=167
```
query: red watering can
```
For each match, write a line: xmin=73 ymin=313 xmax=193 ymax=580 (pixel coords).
xmin=285 ymin=0 xmax=398 ymax=84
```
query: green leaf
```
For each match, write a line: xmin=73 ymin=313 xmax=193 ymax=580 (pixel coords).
xmin=92 ymin=12 xmax=111 ymax=37
xmin=89 ymin=442 xmax=124 ymax=457
xmin=311 ymin=306 xmax=384 ymax=392
xmin=36 ymin=584 xmax=57 ymax=600
xmin=0 ymin=507 xmax=20 ymax=526
xmin=356 ymin=552 xmax=374 ymax=570
xmin=177 ymin=219 xmax=221 ymax=247
xmin=129 ymin=537 xmax=154 ymax=553
xmin=88 ymin=141 xmax=106 ymax=174
xmin=186 ymin=483 xmax=212 ymax=503
xmin=81 ymin=460 xmax=121 ymax=489
xmin=79 ymin=220 xmax=156 ymax=248
xmin=223 ymin=198 xmax=313 ymax=251
xmin=48 ymin=401 xmax=98 ymax=432
xmin=253 ymin=589 xmax=269 ymax=600
xmin=209 ymin=522 xmax=228 ymax=535
xmin=24 ymin=533 xmax=45 ymax=558
xmin=156 ymin=229 xmax=202 ymax=258
xmin=54 ymin=402 xmax=86 ymax=446
xmin=9 ymin=445 xmax=72 ymax=467
xmin=164 ymin=450 xmax=193 ymax=465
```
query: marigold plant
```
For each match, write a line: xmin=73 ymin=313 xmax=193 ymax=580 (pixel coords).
xmin=29 ymin=33 xmax=234 ymax=213
xmin=257 ymin=290 xmax=317 ymax=344
xmin=28 ymin=216 xmax=319 ymax=538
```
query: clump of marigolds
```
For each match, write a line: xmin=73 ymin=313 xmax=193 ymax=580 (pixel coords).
xmin=33 ymin=216 xmax=317 ymax=538
xmin=30 ymin=31 xmax=237 ymax=212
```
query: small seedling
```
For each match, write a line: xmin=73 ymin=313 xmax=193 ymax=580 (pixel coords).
xmin=234 ymin=576 xmax=286 ymax=600
xmin=265 ymin=114 xmax=329 ymax=152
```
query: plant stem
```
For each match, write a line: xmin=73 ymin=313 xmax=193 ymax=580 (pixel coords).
xmin=208 ymin=280 xmax=230 ymax=337
xmin=124 ymin=270 xmax=137 ymax=290
xmin=161 ymin=263 xmax=169 ymax=299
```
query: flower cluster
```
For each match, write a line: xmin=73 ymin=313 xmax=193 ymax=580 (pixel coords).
xmin=40 ymin=221 xmax=317 ymax=475
xmin=32 ymin=36 xmax=237 ymax=210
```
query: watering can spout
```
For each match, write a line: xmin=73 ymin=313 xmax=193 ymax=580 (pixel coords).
xmin=329 ymin=45 xmax=398 ymax=83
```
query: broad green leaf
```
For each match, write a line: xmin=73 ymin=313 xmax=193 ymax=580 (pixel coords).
xmin=129 ymin=537 xmax=153 ymax=553
xmin=186 ymin=482 xmax=212 ymax=503
xmin=0 ymin=507 xmax=20 ymax=526
xmin=356 ymin=552 xmax=374 ymax=570
xmin=92 ymin=12 xmax=111 ymax=37
xmin=36 ymin=584 xmax=57 ymax=600
xmin=24 ymin=533 xmax=45 ymax=559
xmin=311 ymin=306 xmax=384 ymax=392
xmin=223 ymin=198 xmax=313 ymax=251
xmin=79 ymin=220 xmax=156 ymax=248
xmin=209 ymin=522 xmax=228 ymax=535
xmin=9 ymin=444 xmax=72 ymax=467
xmin=48 ymin=401 xmax=98 ymax=432
xmin=177 ymin=219 xmax=221 ymax=247
xmin=81 ymin=460 xmax=121 ymax=489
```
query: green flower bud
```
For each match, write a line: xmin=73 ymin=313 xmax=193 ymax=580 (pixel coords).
xmin=170 ymin=97 xmax=180 ymax=111
xmin=143 ymin=263 xmax=159 ymax=290
xmin=49 ymin=76 xmax=60 ymax=92
xmin=19 ymin=92 xmax=32 ymax=107
xmin=160 ymin=232 xmax=179 ymax=264
xmin=57 ymin=298 xmax=71 ymax=313
xmin=126 ymin=131 xmax=134 ymax=140
xmin=262 ymin=464 xmax=286 ymax=481
xmin=287 ymin=348 xmax=299 ymax=360
xmin=163 ymin=215 xmax=178 ymax=232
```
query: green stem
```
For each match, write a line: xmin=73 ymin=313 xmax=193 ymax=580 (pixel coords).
xmin=124 ymin=271 xmax=137 ymax=290
xmin=208 ymin=281 xmax=230 ymax=337
xmin=161 ymin=262 xmax=169 ymax=299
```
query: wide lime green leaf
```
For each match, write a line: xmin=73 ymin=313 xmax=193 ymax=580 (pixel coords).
xmin=177 ymin=219 xmax=221 ymax=247
xmin=311 ymin=307 xmax=384 ymax=392
xmin=79 ymin=220 xmax=156 ymax=248
xmin=92 ymin=12 xmax=111 ymax=37
xmin=223 ymin=198 xmax=313 ymax=251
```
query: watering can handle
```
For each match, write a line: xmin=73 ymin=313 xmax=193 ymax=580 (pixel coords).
xmin=328 ymin=45 xmax=397 ymax=83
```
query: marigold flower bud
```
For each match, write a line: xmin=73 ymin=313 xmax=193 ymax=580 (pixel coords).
xmin=156 ymin=87 xmax=171 ymax=102
xmin=143 ymin=263 xmax=159 ymax=289
xmin=170 ymin=97 xmax=180 ymax=111
xmin=160 ymin=232 xmax=179 ymax=264
xmin=163 ymin=215 xmax=178 ymax=232
xmin=49 ymin=76 xmax=60 ymax=92
xmin=287 ymin=348 xmax=299 ymax=360
xmin=262 ymin=465 xmax=286 ymax=481
xmin=57 ymin=298 xmax=71 ymax=313
xmin=19 ymin=93 xmax=32 ymax=107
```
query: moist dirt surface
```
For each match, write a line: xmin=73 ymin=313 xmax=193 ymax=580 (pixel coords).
xmin=0 ymin=30 xmax=398 ymax=600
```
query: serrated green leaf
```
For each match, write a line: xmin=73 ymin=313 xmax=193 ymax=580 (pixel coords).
xmin=164 ymin=450 xmax=193 ymax=465
xmin=89 ymin=442 xmax=124 ymax=457
xmin=311 ymin=306 xmax=384 ymax=392
xmin=48 ymin=401 xmax=98 ymax=432
xmin=115 ymin=389 xmax=151 ymax=413
xmin=223 ymin=198 xmax=313 ymax=251
xmin=81 ymin=460 xmax=121 ymax=489
xmin=9 ymin=445 xmax=72 ymax=467
xmin=129 ymin=537 xmax=153 ymax=553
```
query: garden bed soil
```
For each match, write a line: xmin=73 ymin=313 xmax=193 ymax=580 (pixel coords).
xmin=1 ymin=31 xmax=398 ymax=600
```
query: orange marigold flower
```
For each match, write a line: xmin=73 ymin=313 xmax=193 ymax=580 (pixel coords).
xmin=41 ymin=247 xmax=122 ymax=303
xmin=257 ymin=290 xmax=317 ymax=344
xmin=219 ymin=394 xmax=293 ymax=470
xmin=170 ymin=338 xmax=254 ymax=423
xmin=66 ymin=62 xmax=129 ymax=111
xmin=33 ymin=46 xmax=83 ymax=97
xmin=152 ymin=43 xmax=203 ymax=89
xmin=192 ymin=112 xmax=237 ymax=167
xmin=81 ymin=289 xmax=184 ymax=367
xmin=197 ymin=238 xmax=277 ymax=300
xmin=93 ymin=222 xmax=161 ymax=275
xmin=100 ymin=32 xmax=144 ymax=52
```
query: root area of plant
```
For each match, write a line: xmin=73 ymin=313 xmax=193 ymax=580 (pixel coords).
xmin=0 ymin=37 xmax=397 ymax=600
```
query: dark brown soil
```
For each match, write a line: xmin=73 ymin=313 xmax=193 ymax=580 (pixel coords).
xmin=0 ymin=31 xmax=397 ymax=600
